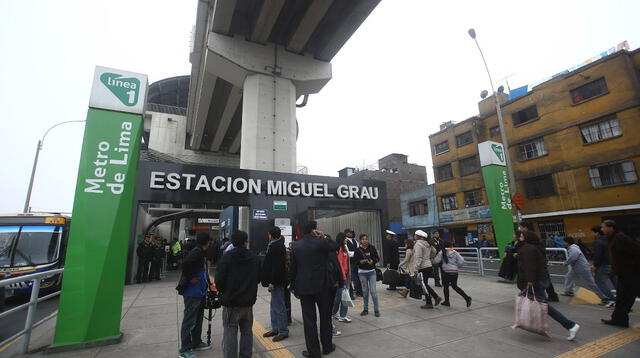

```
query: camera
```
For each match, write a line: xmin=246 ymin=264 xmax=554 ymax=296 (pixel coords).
xmin=205 ymin=289 xmax=222 ymax=310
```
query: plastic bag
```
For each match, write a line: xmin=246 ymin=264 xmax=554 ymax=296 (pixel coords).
xmin=341 ymin=288 xmax=355 ymax=308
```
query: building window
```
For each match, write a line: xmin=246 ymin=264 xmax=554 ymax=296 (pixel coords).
xmin=538 ymin=221 xmax=566 ymax=243
xmin=436 ymin=163 xmax=453 ymax=181
xmin=434 ymin=141 xmax=449 ymax=155
xmin=441 ymin=194 xmax=458 ymax=211
xmin=459 ymin=156 xmax=480 ymax=176
xmin=409 ymin=200 xmax=429 ymax=217
xmin=490 ymin=126 xmax=500 ymax=137
xmin=464 ymin=189 xmax=483 ymax=207
xmin=512 ymin=105 xmax=539 ymax=126
xmin=524 ymin=174 xmax=556 ymax=198
xmin=580 ymin=118 xmax=621 ymax=144
xmin=589 ymin=160 xmax=637 ymax=188
xmin=455 ymin=131 xmax=473 ymax=147
xmin=571 ymin=78 xmax=608 ymax=104
xmin=518 ymin=138 xmax=547 ymax=161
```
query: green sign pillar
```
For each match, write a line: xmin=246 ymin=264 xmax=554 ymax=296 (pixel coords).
xmin=478 ymin=141 xmax=515 ymax=256
xmin=52 ymin=66 xmax=147 ymax=349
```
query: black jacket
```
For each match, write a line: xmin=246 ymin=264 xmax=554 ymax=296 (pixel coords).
xmin=382 ymin=238 xmax=400 ymax=267
xmin=289 ymin=234 xmax=339 ymax=295
xmin=215 ymin=246 xmax=261 ymax=307
xmin=354 ymin=245 xmax=380 ymax=271
xmin=181 ymin=246 xmax=206 ymax=281
xmin=137 ymin=241 xmax=154 ymax=260
xmin=610 ymin=232 xmax=640 ymax=277
xmin=516 ymin=242 xmax=550 ymax=290
xmin=592 ymin=234 xmax=612 ymax=267
xmin=261 ymin=237 xmax=287 ymax=286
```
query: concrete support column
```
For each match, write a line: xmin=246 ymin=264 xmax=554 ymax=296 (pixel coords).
xmin=240 ymin=73 xmax=297 ymax=173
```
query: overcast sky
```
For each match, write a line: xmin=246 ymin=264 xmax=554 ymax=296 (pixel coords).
xmin=1 ymin=0 xmax=638 ymax=213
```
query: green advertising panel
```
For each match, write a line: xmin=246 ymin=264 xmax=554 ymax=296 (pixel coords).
xmin=478 ymin=141 xmax=515 ymax=256
xmin=53 ymin=67 xmax=147 ymax=349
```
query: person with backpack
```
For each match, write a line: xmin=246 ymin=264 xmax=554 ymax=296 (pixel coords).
xmin=441 ymin=241 xmax=472 ymax=307
xmin=178 ymin=232 xmax=212 ymax=358
xmin=413 ymin=230 xmax=441 ymax=309
xmin=261 ymin=227 xmax=289 ymax=342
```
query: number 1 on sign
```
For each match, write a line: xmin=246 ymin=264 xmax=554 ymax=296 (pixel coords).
xmin=126 ymin=90 xmax=135 ymax=104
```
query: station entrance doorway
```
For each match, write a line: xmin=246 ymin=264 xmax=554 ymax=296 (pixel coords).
xmin=125 ymin=158 xmax=389 ymax=284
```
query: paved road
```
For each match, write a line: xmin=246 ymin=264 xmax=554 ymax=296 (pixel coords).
xmin=0 ymin=293 xmax=59 ymax=342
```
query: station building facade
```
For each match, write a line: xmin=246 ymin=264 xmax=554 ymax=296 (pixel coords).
xmin=429 ymin=47 xmax=640 ymax=246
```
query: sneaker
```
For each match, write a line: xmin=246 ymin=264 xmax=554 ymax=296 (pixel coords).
xmin=193 ymin=342 xmax=211 ymax=351
xmin=332 ymin=314 xmax=341 ymax=320
xmin=338 ymin=316 xmax=352 ymax=323
xmin=568 ymin=323 xmax=580 ymax=341
xmin=465 ymin=297 xmax=472 ymax=308
xmin=561 ymin=291 xmax=574 ymax=297
xmin=360 ymin=310 xmax=368 ymax=316
xmin=441 ymin=301 xmax=450 ymax=307
xmin=178 ymin=350 xmax=195 ymax=358
xmin=605 ymin=301 xmax=616 ymax=308
xmin=331 ymin=325 xmax=342 ymax=336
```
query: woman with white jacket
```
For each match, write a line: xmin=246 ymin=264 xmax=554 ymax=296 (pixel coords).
xmin=413 ymin=230 xmax=441 ymax=309
xmin=441 ymin=241 xmax=472 ymax=307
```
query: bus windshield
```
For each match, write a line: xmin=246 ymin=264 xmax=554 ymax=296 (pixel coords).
xmin=0 ymin=225 xmax=63 ymax=268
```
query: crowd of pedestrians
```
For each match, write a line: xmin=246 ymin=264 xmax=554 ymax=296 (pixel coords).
xmin=168 ymin=218 xmax=638 ymax=358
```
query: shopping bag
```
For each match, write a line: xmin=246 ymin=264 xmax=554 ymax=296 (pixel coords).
xmin=382 ymin=269 xmax=400 ymax=286
xmin=512 ymin=287 xmax=551 ymax=338
xmin=341 ymin=288 xmax=355 ymax=308
xmin=409 ymin=274 xmax=424 ymax=299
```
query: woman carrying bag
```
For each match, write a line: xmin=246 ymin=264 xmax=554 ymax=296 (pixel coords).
xmin=353 ymin=234 xmax=381 ymax=317
xmin=332 ymin=233 xmax=353 ymax=323
xmin=516 ymin=231 xmax=580 ymax=340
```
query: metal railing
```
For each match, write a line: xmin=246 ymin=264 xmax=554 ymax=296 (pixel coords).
xmin=472 ymin=247 xmax=569 ymax=279
xmin=0 ymin=268 xmax=64 ymax=354
xmin=479 ymin=247 xmax=501 ymax=276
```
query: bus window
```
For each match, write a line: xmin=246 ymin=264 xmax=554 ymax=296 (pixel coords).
xmin=13 ymin=226 xmax=62 ymax=267
xmin=0 ymin=226 xmax=19 ymax=267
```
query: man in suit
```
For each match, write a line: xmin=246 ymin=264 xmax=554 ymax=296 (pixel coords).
xmin=290 ymin=221 xmax=339 ymax=358
xmin=344 ymin=228 xmax=362 ymax=298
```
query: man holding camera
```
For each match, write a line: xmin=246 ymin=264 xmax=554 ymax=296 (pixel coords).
xmin=178 ymin=232 xmax=211 ymax=358
xmin=215 ymin=231 xmax=261 ymax=358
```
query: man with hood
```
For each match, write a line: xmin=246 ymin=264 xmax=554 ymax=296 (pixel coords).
xmin=215 ymin=231 xmax=261 ymax=358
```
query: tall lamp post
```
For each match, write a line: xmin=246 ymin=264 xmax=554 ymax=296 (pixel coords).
xmin=468 ymin=28 xmax=521 ymax=221
xmin=23 ymin=120 xmax=85 ymax=213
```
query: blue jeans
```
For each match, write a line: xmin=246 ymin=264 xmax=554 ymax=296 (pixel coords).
xmin=534 ymin=280 xmax=575 ymax=330
xmin=270 ymin=285 xmax=289 ymax=335
xmin=594 ymin=265 xmax=617 ymax=301
xmin=332 ymin=286 xmax=348 ymax=318
xmin=180 ymin=296 xmax=205 ymax=352
xmin=359 ymin=271 xmax=379 ymax=312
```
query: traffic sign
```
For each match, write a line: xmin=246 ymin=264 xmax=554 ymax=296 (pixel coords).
xmin=512 ymin=192 xmax=526 ymax=209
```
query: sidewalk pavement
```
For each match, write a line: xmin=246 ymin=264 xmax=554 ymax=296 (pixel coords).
xmin=3 ymin=271 xmax=639 ymax=358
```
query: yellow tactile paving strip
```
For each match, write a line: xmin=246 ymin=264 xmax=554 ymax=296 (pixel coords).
xmin=554 ymin=325 xmax=640 ymax=358
xmin=252 ymin=319 xmax=296 ymax=358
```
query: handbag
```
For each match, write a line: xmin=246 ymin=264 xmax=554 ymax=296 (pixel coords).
xmin=382 ymin=268 xmax=401 ymax=286
xmin=375 ymin=268 xmax=383 ymax=281
xmin=409 ymin=274 xmax=424 ymax=299
xmin=341 ymin=288 xmax=355 ymax=308
xmin=512 ymin=286 xmax=551 ymax=338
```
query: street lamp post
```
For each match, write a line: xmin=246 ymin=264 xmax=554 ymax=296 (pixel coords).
xmin=468 ymin=28 xmax=521 ymax=221
xmin=23 ymin=120 xmax=85 ymax=213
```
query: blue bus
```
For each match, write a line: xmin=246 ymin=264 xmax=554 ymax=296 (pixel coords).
xmin=0 ymin=213 xmax=70 ymax=298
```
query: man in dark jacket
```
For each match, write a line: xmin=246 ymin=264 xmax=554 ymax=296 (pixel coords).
xmin=215 ymin=231 xmax=261 ymax=358
xmin=136 ymin=235 xmax=154 ymax=283
xmin=382 ymin=230 xmax=400 ymax=290
xmin=601 ymin=220 xmax=640 ymax=328
xmin=591 ymin=225 xmax=617 ymax=304
xmin=178 ymin=232 xmax=211 ymax=357
xmin=261 ymin=226 xmax=289 ymax=342
xmin=431 ymin=231 xmax=445 ymax=287
xmin=290 ymin=221 xmax=339 ymax=358
xmin=344 ymin=228 xmax=362 ymax=297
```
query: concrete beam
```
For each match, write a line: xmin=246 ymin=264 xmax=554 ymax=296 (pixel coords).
xmin=211 ymin=0 xmax=236 ymax=34
xmin=206 ymin=32 xmax=331 ymax=95
xmin=250 ymin=0 xmax=286 ymax=44
xmin=315 ymin=0 xmax=380 ymax=61
xmin=287 ymin=0 xmax=333 ymax=53
xmin=228 ymin=130 xmax=241 ymax=154
xmin=189 ymin=67 xmax=217 ymax=150
xmin=186 ymin=0 xmax=211 ymax=133
xmin=210 ymin=85 xmax=242 ymax=152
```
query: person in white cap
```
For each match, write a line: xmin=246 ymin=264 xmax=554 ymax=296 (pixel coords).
xmin=382 ymin=230 xmax=400 ymax=290
xmin=413 ymin=230 xmax=442 ymax=309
